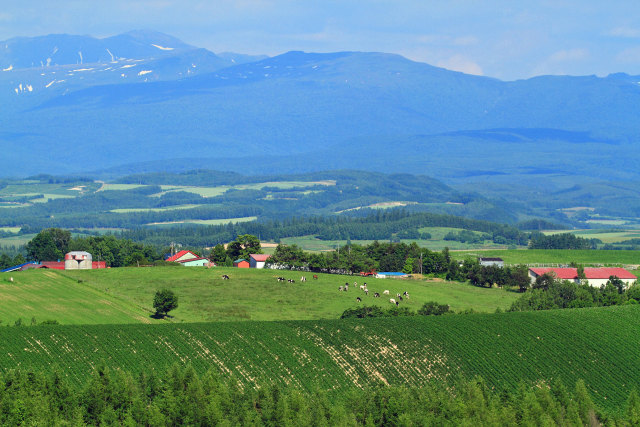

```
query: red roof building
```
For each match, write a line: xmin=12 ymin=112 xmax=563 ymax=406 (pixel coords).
xmin=166 ymin=250 xmax=199 ymax=263
xmin=529 ymin=267 xmax=637 ymax=287
xmin=233 ymin=259 xmax=250 ymax=268
xmin=249 ymin=254 xmax=271 ymax=269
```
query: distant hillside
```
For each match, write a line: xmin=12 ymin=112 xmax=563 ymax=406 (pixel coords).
xmin=1 ymin=305 xmax=638 ymax=412
xmin=0 ymin=33 xmax=638 ymax=183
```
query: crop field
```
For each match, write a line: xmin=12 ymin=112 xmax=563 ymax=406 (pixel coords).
xmin=0 ymin=267 xmax=518 ymax=325
xmin=110 ymin=204 xmax=202 ymax=213
xmin=452 ymin=249 xmax=640 ymax=266
xmin=544 ymin=228 xmax=640 ymax=244
xmin=0 ymin=305 xmax=637 ymax=412
xmin=154 ymin=181 xmax=336 ymax=198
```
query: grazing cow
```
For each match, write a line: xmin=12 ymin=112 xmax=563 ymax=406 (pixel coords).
xmin=364 ymin=289 xmax=369 ymax=296
xmin=374 ymin=292 xmax=380 ymax=298
xmin=353 ymin=281 xmax=358 ymax=287
xmin=395 ymin=301 xmax=399 ymax=306
xmin=403 ymin=291 xmax=409 ymax=297
xmin=360 ymin=285 xmax=366 ymax=290
xmin=344 ymin=285 xmax=349 ymax=291
xmin=389 ymin=298 xmax=396 ymax=304
xmin=9 ymin=277 xmax=13 ymax=283
xmin=222 ymin=274 xmax=230 ymax=280
xmin=383 ymin=290 xmax=390 ymax=295
xmin=300 ymin=276 xmax=307 ymax=282
xmin=339 ymin=286 xmax=344 ymax=291
xmin=399 ymin=296 xmax=403 ymax=301
xmin=396 ymin=293 xmax=402 ymax=299
xmin=356 ymin=297 xmax=361 ymax=302
xmin=288 ymin=279 xmax=295 ymax=283
xmin=313 ymin=274 xmax=318 ymax=280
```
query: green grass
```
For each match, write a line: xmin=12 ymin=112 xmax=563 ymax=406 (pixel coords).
xmin=0 ymin=267 xmax=517 ymax=324
xmin=0 ymin=305 xmax=637 ymax=412
xmin=99 ymin=183 xmax=147 ymax=191
xmin=452 ymin=249 xmax=640 ymax=265
xmin=544 ymin=229 xmax=640 ymax=244
xmin=146 ymin=216 xmax=258 ymax=226
xmin=280 ymin=232 xmax=511 ymax=252
xmin=0 ymin=227 xmax=21 ymax=233
xmin=0 ymin=270 xmax=154 ymax=325
xmin=110 ymin=204 xmax=201 ymax=213
xmin=154 ymin=181 xmax=336 ymax=198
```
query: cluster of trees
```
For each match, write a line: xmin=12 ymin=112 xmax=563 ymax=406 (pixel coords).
xmin=443 ymin=229 xmax=490 ymax=244
xmin=266 ymin=241 xmax=452 ymax=275
xmin=21 ymin=228 xmax=164 ymax=267
xmin=529 ymin=232 xmax=599 ymax=250
xmin=0 ymin=366 xmax=636 ymax=425
xmin=509 ymin=273 xmax=640 ymax=311
xmin=209 ymin=234 xmax=262 ymax=266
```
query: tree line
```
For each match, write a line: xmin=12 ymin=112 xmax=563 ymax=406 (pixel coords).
xmin=0 ymin=365 xmax=637 ymax=425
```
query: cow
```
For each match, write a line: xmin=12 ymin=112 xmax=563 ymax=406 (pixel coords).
xmin=395 ymin=301 xmax=400 ymax=306
xmin=396 ymin=293 xmax=402 ymax=299
xmin=356 ymin=297 xmax=361 ymax=302
xmin=383 ymin=290 xmax=390 ymax=295
xmin=288 ymin=279 xmax=295 ymax=283
xmin=360 ymin=285 xmax=366 ymax=291
xmin=364 ymin=289 xmax=369 ymax=296
xmin=344 ymin=285 xmax=349 ymax=291
xmin=9 ymin=277 xmax=13 ymax=283
xmin=313 ymin=275 xmax=318 ymax=280
xmin=389 ymin=298 xmax=396 ymax=304
xmin=300 ymin=276 xmax=307 ymax=282
xmin=339 ymin=286 xmax=344 ymax=291
xmin=221 ymin=274 xmax=230 ymax=280
xmin=399 ymin=296 xmax=403 ymax=301
xmin=374 ymin=292 xmax=380 ymax=298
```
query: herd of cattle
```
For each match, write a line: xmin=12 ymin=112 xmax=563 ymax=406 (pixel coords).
xmin=221 ymin=273 xmax=411 ymax=306
xmin=337 ymin=281 xmax=410 ymax=306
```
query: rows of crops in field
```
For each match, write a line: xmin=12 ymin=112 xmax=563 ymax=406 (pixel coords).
xmin=1 ymin=305 xmax=638 ymax=411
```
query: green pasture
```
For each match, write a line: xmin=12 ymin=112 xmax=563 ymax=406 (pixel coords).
xmin=544 ymin=228 xmax=640 ymax=244
xmin=452 ymin=249 xmax=640 ymax=266
xmin=146 ymin=216 xmax=258 ymax=226
xmin=0 ymin=233 xmax=37 ymax=247
xmin=154 ymin=181 xmax=335 ymax=198
xmin=0 ymin=270 xmax=153 ymax=325
xmin=99 ymin=183 xmax=146 ymax=191
xmin=41 ymin=266 xmax=520 ymax=323
xmin=0 ymin=305 xmax=637 ymax=413
xmin=0 ymin=227 xmax=21 ymax=233
xmin=280 ymin=230 xmax=511 ymax=252
xmin=110 ymin=204 xmax=201 ymax=213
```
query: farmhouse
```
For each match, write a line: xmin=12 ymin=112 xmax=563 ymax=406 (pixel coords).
xmin=479 ymin=257 xmax=504 ymax=267
xmin=234 ymin=259 xmax=250 ymax=268
xmin=528 ymin=267 xmax=637 ymax=287
xmin=249 ymin=254 xmax=271 ymax=269
xmin=177 ymin=257 xmax=211 ymax=267
xmin=165 ymin=250 xmax=200 ymax=263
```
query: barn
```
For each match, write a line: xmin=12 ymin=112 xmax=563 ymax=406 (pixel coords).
xmin=233 ymin=259 xmax=250 ymax=268
xmin=178 ymin=257 xmax=211 ymax=267
xmin=249 ymin=254 xmax=271 ymax=269
xmin=165 ymin=250 xmax=200 ymax=263
xmin=528 ymin=267 xmax=637 ymax=287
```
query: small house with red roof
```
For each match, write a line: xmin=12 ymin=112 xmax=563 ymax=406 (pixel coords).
xmin=233 ymin=259 xmax=250 ymax=268
xmin=528 ymin=267 xmax=637 ymax=287
xmin=249 ymin=254 xmax=271 ymax=269
xmin=166 ymin=250 xmax=199 ymax=263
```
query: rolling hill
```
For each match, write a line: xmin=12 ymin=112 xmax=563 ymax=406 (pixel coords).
xmin=1 ymin=304 xmax=637 ymax=412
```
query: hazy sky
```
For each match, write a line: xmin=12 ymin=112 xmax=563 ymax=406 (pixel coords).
xmin=1 ymin=0 xmax=639 ymax=80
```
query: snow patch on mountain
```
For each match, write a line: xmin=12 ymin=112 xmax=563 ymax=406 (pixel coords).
xmin=151 ymin=44 xmax=174 ymax=51
xmin=138 ymin=70 xmax=152 ymax=76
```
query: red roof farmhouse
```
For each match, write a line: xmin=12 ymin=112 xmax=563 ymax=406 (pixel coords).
xmin=528 ymin=267 xmax=636 ymax=287
xmin=249 ymin=254 xmax=271 ymax=269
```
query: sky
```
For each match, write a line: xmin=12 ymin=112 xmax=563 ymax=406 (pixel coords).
xmin=1 ymin=0 xmax=639 ymax=80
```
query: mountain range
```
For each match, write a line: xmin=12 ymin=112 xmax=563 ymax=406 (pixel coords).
xmin=1 ymin=30 xmax=639 ymax=193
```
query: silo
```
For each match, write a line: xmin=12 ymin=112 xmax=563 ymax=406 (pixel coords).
xmin=64 ymin=251 xmax=93 ymax=270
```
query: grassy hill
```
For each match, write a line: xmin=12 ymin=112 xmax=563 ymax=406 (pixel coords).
xmin=0 ymin=267 xmax=518 ymax=325
xmin=452 ymin=249 xmax=640 ymax=267
xmin=1 ymin=305 xmax=638 ymax=412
